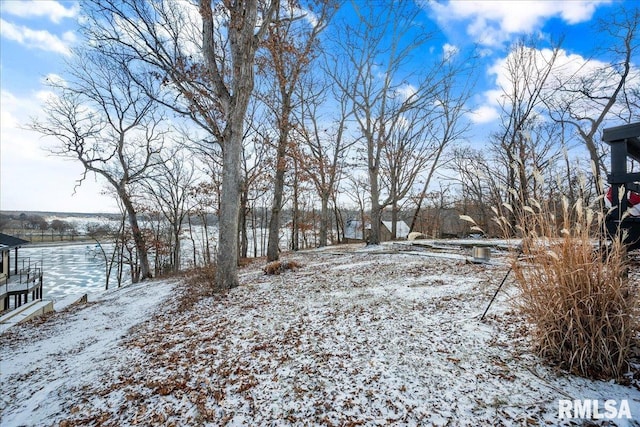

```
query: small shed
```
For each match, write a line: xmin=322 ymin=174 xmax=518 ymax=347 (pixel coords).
xmin=381 ymin=220 xmax=410 ymax=240
xmin=344 ymin=219 xmax=411 ymax=242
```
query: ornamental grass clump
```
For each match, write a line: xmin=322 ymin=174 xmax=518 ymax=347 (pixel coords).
xmin=263 ymin=260 xmax=302 ymax=275
xmin=469 ymin=195 xmax=638 ymax=380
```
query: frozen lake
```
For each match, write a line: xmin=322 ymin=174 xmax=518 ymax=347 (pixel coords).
xmin=18 ymin=243 xmax=131 ymax=302
xmin=13 ymin=225 xmax=294 ymax=303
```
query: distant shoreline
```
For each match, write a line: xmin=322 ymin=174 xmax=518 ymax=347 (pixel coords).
xmin=0 ymin=210 xmax=120 ymax=217
xmin=25 ymin=239 xmax=96 ymax=248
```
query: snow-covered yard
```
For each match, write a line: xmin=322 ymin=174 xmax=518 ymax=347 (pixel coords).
xmin=1 ymin=243 xmax=639 ymax=426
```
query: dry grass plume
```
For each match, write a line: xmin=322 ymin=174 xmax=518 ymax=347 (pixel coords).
xmin=468 ymin=194 xmax=638 ymax=380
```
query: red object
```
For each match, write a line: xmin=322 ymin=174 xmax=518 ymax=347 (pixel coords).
xmin=606 ymin=187 xmax=640 ymax=206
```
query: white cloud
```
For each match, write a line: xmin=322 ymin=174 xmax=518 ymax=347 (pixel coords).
xmin=0 ymin=18 xmax=76 ymax=56
xmin=469 ymin=105 xmax=500 ymax=124
xmin=0 ymin=91 xmax=21 ymax=130
xmin=427 ymin=0 xmax=611 ymax=47
xmin=469 ymin=44 xmax=639 ymax=125
xmin=283 ymin=3 xmax=320 ymax=28
xmin=443 ymin=43 xmax=459 ymax=60
xmin=35 ymin=89 xmax=57 ymax=105
xmin=1 ymin=88 xmax=62 ymax=170
xmin=2 ymin=1 xmax=79 ymax=24
xmin=396 ymin=83 xmax=418 ymax=101
xmin=112 ymin=1 xmax=203 ymax=61
xmin=469 ymin=47 xmax=563 ymax=124
xmin=41 ymin=73 xmax=66 ymax=87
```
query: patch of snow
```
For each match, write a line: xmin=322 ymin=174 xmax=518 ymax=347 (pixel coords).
xmin=0 ymin=279 xmax=175 ymax=426
xmin=1 ymin=246 xmax=639 ymax=426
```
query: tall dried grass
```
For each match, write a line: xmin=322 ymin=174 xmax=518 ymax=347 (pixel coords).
xmin=487 ymin=196 xmax=637 ymax=380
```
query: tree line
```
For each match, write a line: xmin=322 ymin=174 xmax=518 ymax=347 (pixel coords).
xmin=0 ymin=213 xmax=80 ymax=240
xmin=28 ymin=0 xmax=639 ymax=290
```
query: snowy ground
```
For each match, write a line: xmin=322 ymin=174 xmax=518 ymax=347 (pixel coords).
xmin=1 ymin=243 xmax=640 ymax=426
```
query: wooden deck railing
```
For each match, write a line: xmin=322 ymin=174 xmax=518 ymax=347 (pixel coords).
xmin=0 ymin=258 xmax=44 ymax=312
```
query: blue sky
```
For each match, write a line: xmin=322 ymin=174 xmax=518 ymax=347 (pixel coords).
xmin=0 ymin=0 xmax=631 ymax=213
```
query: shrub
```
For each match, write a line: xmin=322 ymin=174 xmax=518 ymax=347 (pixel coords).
xmin=178 ymin=264 xmax=222 ymax=311
xmin=263 ymin=260 xmax=302 ymax=275
xmin=467 ymin=195 xmax=637 ymax=380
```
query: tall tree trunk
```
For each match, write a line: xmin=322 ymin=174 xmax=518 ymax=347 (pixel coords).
xmin=291 ymin=164 xmax=299 ymax=251
xmin=153 ymin=219 xmax=161 ymax=275
xmin=120 ymin=192 xmax=151 ymax=282
xmin=251 ymin=205 xmax=258 ymax=258
xmin=369 ymin=167 xmax=382 ymax=245
xmin=216 ymin=125 xmax=242 ymax=289
xmin=262 ymin=203 xmax=268 ymax=257
xmin=267 ymin=131 xmax=289 ymax=261
xmin=116 ymin=214 xmax=125 ymax=287
xmin=391 ymin=202 xmax=398 ymax=240
xmin=319 ymin=193 xmax=329 ymax=247
xmin=200 ymin=0 xmax=272 ymax=289
xmin=187 ymin=215 xmax=197 ymax=267
xmin=202 ymin=214 xmax=211 ymax=265
xmin=240 ymin=185 xmax=249 ymax=259
xmin=333 ymin=197 xmax=343 ymax=244
xmin=173 ymin=228 xmax=180 ymax=272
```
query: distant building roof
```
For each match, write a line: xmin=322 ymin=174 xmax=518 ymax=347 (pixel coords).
xmin=344 ymin=219 xmax=411 ymax=240
xmin=0 ymin=233 xmax=30 ymax=250
xmin=381 ymin=220 xmax=410 ymax=238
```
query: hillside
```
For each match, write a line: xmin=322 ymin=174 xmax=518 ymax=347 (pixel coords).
xmin=1 ymin=243 xmax=639 ymax=426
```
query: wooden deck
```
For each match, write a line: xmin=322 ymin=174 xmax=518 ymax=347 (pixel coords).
xmin=0 ymin=266 xmax=44 ymax=312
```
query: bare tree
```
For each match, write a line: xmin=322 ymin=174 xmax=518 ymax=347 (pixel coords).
xmin=447 ymin=147 xmax=499 ymax=233
xmin=190 ymin=179 xmax=219 ymax=266
xmin=343 ymin=174 xmax=370 ymax=241
xmin=239 ymin=103 xmax=274 ymax=258
xmin=489 ymin=40 xmax=561 ymax=228
xmin=87 ymin=217 xmax=126 ymax=289
xmin=50 ymin=219 xmax=71 ymax=241
xmin=327 ymin=0 xmax=453 ymax=244
xmin=23 ymin=215 xmax=49 ymax=240
xmin=31 ymin=48 xmax=164 ymax=282
xmin=408 ymin=59 xmax=475 ymax=232
xmin=82 ymin=0 xmax=278 ymax=288
xmin=202 ymin=0 xmax=277 ymax=286
xmin=294 ymin=71 xmax=355 ymax=247
xmin=546 ymin=5 xmax=640 ymax=199
xmin=143 ymin=146 xmax=197 ymax=273
xmin=260 ymin=1 xmax=335 ymax=261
